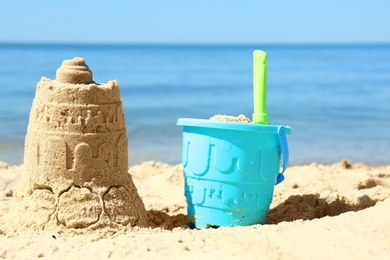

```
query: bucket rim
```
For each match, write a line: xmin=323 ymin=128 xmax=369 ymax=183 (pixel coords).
xmin=177 ymin=118 xmax=291 ymax=134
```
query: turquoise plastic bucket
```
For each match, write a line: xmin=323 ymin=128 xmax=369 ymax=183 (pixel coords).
xmin=177 ymin=118 xmax=291 ymax=228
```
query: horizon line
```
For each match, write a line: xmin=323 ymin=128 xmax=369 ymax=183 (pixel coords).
xmin=1 ymin=41 xmax=390 ymax=47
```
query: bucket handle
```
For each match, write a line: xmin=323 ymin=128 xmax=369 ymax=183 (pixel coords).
xmin=276 ymin=126 xmax=289 ymax=185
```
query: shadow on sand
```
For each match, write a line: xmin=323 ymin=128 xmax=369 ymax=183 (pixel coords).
xmin=266 ymin=193 xmax=378 ymax=224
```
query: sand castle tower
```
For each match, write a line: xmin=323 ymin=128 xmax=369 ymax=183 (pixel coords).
xmin=19 ymin=57 xmax=149 ymax=229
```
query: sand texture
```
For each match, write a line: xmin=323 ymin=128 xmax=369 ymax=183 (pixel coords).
xmin=1 ymin=160 xmax=389 ymax=259
xmin=210 ymin=114 xmax=251 ymax=123
xmin=19 ymin=57 xmax=149 ymax=230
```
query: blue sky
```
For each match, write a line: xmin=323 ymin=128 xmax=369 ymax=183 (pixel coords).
xmin=1 ymin=0 xmax=389 ymax=44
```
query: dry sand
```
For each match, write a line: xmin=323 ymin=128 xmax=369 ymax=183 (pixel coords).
xmin=0 ymin=159 xmax=389 ymax=259
xmin=210 ymin=114 xmax=251 ymax=123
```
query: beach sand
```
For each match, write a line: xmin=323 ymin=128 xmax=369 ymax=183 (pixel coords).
xmin=0 ymin=160 xmax=389 ymax=259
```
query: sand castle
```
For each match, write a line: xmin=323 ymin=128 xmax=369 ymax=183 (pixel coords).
xmin=19 ymin=57 xmax=149 ymax=229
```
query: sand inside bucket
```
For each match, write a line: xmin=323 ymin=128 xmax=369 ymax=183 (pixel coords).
xmin=210 ymin=114 xmax=250 ymax=123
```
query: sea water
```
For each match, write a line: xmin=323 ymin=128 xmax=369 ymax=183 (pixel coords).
xmin=0 ymin=44 xmax=389 ymax=166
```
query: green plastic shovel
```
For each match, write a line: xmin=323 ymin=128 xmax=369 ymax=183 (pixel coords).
xmin=252 ymin=50 xmax=269 ymax=125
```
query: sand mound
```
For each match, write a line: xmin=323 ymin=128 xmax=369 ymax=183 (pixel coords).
xmin=210 ymin=114 xmax=251 ymax=122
